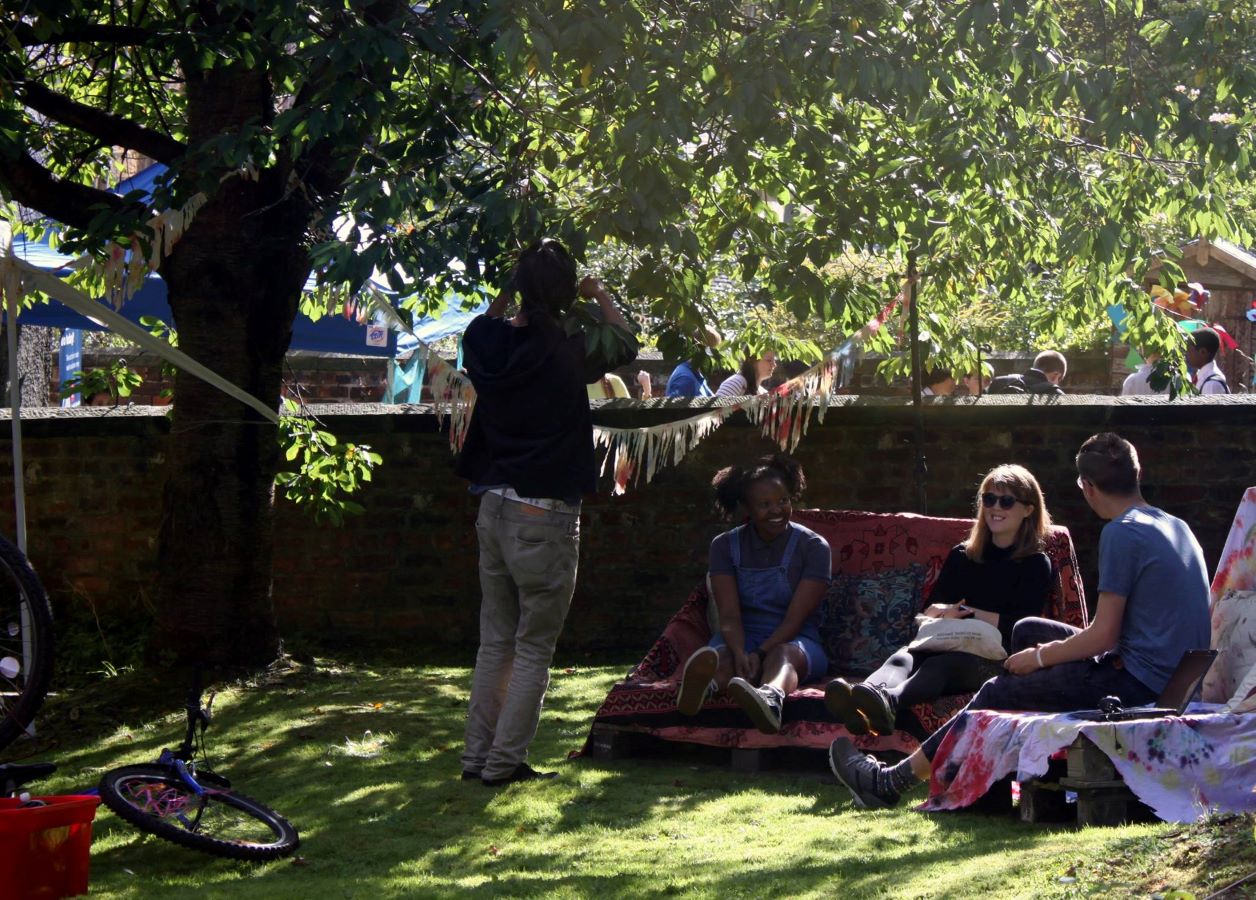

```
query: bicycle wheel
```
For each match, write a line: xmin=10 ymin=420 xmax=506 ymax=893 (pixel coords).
xmin=0 ymin=535 xmax=54 ymax=752
xmin=98 ymin=764 xmax=299 ymax=861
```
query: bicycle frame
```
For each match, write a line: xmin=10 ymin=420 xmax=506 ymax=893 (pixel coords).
xmin=98 ymin=666 xmax=299 ymax=860
xmin=156 ymin=668 xmax=220 ymax=796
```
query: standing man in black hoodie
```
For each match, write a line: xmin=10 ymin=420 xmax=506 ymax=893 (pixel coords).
xmin=456 ymin=238 xmax=638 ymax=786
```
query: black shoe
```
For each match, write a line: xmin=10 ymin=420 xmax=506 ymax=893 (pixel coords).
xmin=676 ymin=646 xmax=719 ymax=716
xmin=461 ymin=770 xmax=481 ymax=782
xmin=727 ymin=677 xmax=784 ymax=734
xmin=481 ymin=763 xmax=559 ymax=787
xmin=824 ymin=678 xmax=871 ymax=736
xmin=851 ymin=683 xmax=896 ymax=736
xmin=828 ymin=737 xmax=900 ymax=810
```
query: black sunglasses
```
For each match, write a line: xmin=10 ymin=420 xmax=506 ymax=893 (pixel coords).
xmin=981 ymin=493 xmax=1020 ymax=509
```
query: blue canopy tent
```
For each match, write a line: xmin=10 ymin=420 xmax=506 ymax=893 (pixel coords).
xmin=22 ymin=164 xmax=492 ymax=357
xmin=385 ymin=296 xmax=489 ymax=402
xmin=8 ymin=234 xmax=397 ymax=357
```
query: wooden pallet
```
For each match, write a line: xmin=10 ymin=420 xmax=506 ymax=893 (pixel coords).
xmin=586 ymin=723 xmax=847 ymax=774
xmin=1019 ymin=735 xmax=1155 ymax=826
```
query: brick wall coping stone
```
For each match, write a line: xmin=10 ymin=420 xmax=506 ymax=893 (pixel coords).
xmin=4 ymin=393 xmax=1256 ymax=434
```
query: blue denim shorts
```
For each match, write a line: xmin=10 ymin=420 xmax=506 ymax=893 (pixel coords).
xmin=709 ymin=632 xmax=828 ymax=683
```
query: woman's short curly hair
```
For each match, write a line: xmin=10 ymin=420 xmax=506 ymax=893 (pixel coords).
xmin=711 ymin=453 xmax=806 ymax=519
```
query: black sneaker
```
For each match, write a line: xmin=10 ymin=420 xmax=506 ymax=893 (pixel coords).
xmin=824 ymin=677 xmax=870 ymax=736
xmin=727 ymin=677 xmax=784 ymax=734
xmin=828 ymin=737 xmax=900 ymax=810
xmin=676 ymin=646 xmax=719 ymax=716
xmin=481 ymin=763 xmax=559 ymax=787
xmin=852 ymin=683 xmax=896 ymax=736
xmin=460 ymin=770 xmax=481 ymax=782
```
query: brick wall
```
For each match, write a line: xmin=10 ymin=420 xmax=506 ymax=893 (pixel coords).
xmin=60 ymin=350 xmax=391 ymax=406
xmin=2 ymin=395 xmax=1254 ymax=657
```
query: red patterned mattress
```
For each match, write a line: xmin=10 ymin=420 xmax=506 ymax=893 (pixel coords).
xmin=583 ymin=509 xmax=1088 ymax=756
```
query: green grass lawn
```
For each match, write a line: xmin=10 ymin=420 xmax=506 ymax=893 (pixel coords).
xmin=11 ymin=658 xmax=1254 ymax=899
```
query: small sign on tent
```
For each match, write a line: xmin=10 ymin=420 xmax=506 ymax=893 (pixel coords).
xmin=58 ymin=328 xmax=82 ymax=408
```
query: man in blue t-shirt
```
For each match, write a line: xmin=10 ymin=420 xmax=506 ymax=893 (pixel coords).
xmin=665 ymin=326 xmax=722 ymax=398
xmin=828 ymin=432 xmax=1211 ymax=809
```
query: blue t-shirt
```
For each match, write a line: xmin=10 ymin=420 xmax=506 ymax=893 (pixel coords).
xmin=709 ymin=521 xmax=832 ymax=588
xmin=1097 ymin=506 xmax=1211 ymax=695
xmin=665 ymin=361 xmax=712 ymax=398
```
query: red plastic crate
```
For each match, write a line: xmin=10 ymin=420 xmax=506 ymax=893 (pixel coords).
xmin=0 ymin=795 xmax=101 ymax=899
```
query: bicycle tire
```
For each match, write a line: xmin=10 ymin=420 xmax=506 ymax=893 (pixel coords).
xmin=98 ymin=764 xmax=299 ymax=861
xmin=0 ymin=535 xmax=54 ymax=752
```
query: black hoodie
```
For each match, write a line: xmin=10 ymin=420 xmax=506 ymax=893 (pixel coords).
xmin=986 ymin=367 xmax=1064 ymax=396
xmin=455 ymin=312 xmax=637 ymax=500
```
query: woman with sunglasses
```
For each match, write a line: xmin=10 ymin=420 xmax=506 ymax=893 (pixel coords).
xmin=824 ymin=464 xmax=1053 ymax=736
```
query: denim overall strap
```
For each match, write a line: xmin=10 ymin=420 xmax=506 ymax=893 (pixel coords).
xmin=733 ymin=525 xmax=799 ymax=638
xmin=777 ymin=525 xmax=800 ymax=570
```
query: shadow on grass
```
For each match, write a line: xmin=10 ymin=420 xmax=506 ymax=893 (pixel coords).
xmin=11 ymin=659 xmax=1170 ymax=899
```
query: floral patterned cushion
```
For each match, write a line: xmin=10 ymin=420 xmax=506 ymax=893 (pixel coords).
xmin=1203 ymin=588 xmax=1256 ymax=705
xmin=819 ymin=564 xmax=926 ymax=678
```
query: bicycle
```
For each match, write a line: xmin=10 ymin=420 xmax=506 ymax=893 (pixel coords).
xmin=97 ymin=670 xmax=299 ymax=861
xmin=0 ymin=533 xmax=54 ymax=753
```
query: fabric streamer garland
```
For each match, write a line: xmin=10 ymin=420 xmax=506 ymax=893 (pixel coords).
xmin=424 ymin=343 xmax=477 ymax=452
xmin=94 ymin=193 xmax=209 ymax=307
xmin=591 ymin=279 xmax=909 ymax=494
xmin=8 ymin=203 xmax=913 ymax=499
xmin=377 ymin=279 xmax=911 ymax=495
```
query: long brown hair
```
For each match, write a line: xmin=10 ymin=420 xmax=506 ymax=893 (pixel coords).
xmin=963 ymin=464 xmax=1051 ymax=560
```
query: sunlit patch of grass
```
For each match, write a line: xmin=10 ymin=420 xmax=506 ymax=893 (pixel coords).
xmin=336 ymin=729 xmax=393 ymax=759
xmin=13 ymin=658 xmax=1250 ymax=899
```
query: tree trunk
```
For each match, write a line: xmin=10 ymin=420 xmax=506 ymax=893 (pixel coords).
xmin=148 ymin=62 xmax=309 ymax=670
xmin=151 ymin=190 xmax=307 ymax=669
xmin=0 ymin=323 xmax=55 ymax=407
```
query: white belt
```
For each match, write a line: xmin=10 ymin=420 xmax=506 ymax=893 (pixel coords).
xmin=487 ymin=487 xmax=581 ymax=515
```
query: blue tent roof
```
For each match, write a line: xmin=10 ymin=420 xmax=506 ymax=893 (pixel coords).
xmin=9 ymin=235 xmax=397 ymax=357
xmin=395 ymin=298 xmax=489 ymax=352
xmin=114 ymin=164 xmax=165 ymax=200
xmin=11 ymin=163 xmax=490 ymax=356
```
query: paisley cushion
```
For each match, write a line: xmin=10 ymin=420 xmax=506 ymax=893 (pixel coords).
xmin=819 ymin=564 xmax=926 ymax=677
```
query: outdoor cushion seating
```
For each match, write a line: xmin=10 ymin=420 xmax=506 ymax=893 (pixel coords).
xmin=584 ymin=508 xmax=1088 ymax=759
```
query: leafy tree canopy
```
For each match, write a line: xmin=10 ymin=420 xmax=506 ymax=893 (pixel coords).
xmin=2 ymin=0 xmax=1254 ymax=666
xmin=5 ymin=0 xmax=1254 ymax=371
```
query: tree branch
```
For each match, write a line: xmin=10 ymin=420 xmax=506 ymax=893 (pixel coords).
xmin=295 ymin=0 xmax=412 ymax=201
xmin=17 ymin=82 xmax=185 ymax=164
xmin=0 ymin=151 xmax=138 ymax=231
xmin=11 ymin=21 xmax=155 ymax=47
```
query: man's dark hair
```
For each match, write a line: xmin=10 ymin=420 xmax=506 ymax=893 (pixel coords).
xmin=1076 ymin=432 xmax=1140 ymax=495
xmin=514 ymin=238 xmax=578 ymax=318
xmin=1191 ymin=327 xmax=1221 ymax=361
xmin=924 ymin=367 xmax=952 ymax=388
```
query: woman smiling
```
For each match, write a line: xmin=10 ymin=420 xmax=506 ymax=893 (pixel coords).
xmin=675 ymin=454 xmax=831 ymax=734
xmin=825 ymin=464 xmax=1054 ymax=737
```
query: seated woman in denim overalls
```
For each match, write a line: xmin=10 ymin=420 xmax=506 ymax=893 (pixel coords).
xmin=676 ymin=453 xmax=831 ymax=733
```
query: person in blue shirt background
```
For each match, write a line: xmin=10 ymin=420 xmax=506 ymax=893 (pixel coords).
xmin=665 ymin=326 xmax=722 ymax=397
